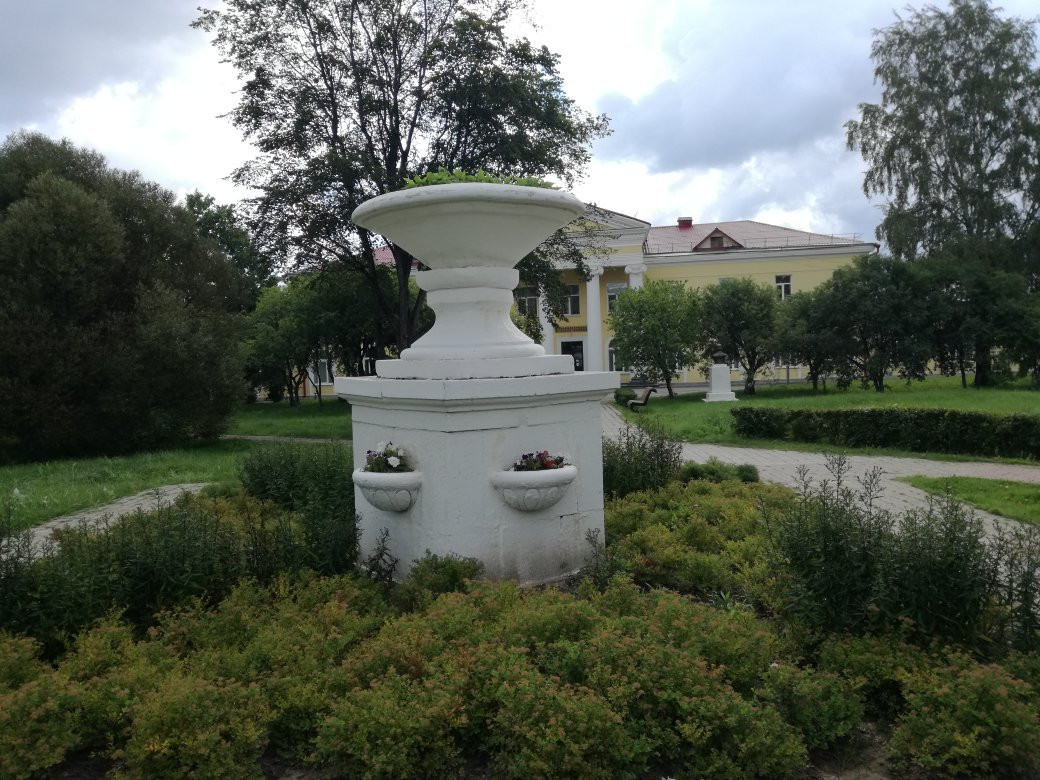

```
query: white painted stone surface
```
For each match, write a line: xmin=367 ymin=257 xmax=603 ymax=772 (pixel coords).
xmin=704 ymin=362 xmax=738 ymax=402
xmin=343 ymin=183 xmax=619 ymax=583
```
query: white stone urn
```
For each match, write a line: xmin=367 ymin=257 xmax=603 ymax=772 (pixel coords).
xmin=490 ymin=465 xmax=578 ymax=512
xmin=352 ymin=183 xmax=585 ymax=379
xmin=352 ymin=469 xmax=422 ymax=512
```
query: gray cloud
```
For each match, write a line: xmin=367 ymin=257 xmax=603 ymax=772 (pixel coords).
xmin=596 ymin=1 xmax=888 ymax=173
xmin=0 ymin=0 xmax=201 ymax=127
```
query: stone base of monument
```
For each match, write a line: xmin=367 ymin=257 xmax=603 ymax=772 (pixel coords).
xmin=703 ymin=360 xmax=738 ymax=403
xmin=338 ymin=372 xmax=617 ymax=584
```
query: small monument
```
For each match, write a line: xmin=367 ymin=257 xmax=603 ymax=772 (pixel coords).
xmin=704 ymin=351 xmax=738 ymax=402
xmin=335 ymin=184 xmax=618 ymax=584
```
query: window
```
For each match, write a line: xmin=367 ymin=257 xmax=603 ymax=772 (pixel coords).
xmin=606 ymin=282 xmax=628 ymax=311
xmin=563 ymin=284 xmax=580 ymax=316
xmin=514 ymin=286 xmax=539 ymax=319
xmin=710 ymin=235 xmax=725 ymax=249
xmin=312 ymin=359 xmax=333 ymax=384
xmin=775 ymin=274 xmax=792 ymax=299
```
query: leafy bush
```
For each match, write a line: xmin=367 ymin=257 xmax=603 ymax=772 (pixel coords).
xmin=392 ymin=551 xmax=484 ymax=612
xmin=731 ymin=406 xmax=1040 ymax=458
xmin=891 ymin=663 xmax=1040 ymax=780
xmin=765 ymin=456 xmax=1040 ymax=652
xmin=0 ymin=670 xmax=80 ymax=779
xmin=758 ymin=664 xmax=863 ymax=750
xmin=238 ymin=442 xmax=358 ymax=574
xmin=680 ymin=458 xmax=759 ymax=484
xmin=614 ymin=387 xmax=636 ymax=406
xmin=605 ymin=479 xmax=791 ymax=602
xmin=602 ymin=423 xmax=683 ymax=499
xmin=816 ymin=634 xmax=935 ymax=721
xmin=119 ymin=673 xmax=270 ymax=779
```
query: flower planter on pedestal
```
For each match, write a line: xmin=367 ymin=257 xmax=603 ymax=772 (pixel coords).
xmin=338 ymin=183 xmax=618 ymax=584
xmin=352 ymin=470 xmax=422 ymax=512
xmin=491 ymin=465 xmax=577 ymax=512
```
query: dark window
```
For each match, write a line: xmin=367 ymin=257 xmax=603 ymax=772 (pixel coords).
xmin=606 ymin=282 xmax=628 ymax=311
xmin=710 ymin=235 xmax=725 ymax=249
xmin=563 ymin=284 xmax=580 ymax=316
xmin=775 ymin=274 xmax=792 ymax=299
xmin=514 ymin=286 xmax=539 ymax=318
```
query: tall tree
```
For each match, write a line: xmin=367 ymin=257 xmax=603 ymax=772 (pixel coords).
xmin=195 ymin=0 xmax=608 ymax=351
xmin=815 ymin=255 xmax=931 ymax=393
xmin=608 ymin=280 xmax=699 ymax=399
xmin=775 ymin=289 xmax=840 ymax=392
xmin=845 ymin=0 xmax=1040 ymax=384
xmin=0 ymin=132 xmax=244 ymax=462
xmin=699 ymin=278 xmax=778 ymax=395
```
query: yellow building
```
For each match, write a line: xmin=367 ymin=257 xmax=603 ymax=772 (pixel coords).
xmin=533 ymin=211 xmax=878 ymax=384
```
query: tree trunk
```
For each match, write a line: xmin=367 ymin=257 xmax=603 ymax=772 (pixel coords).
xmin=958 ymin=348 xmax=967 ymax=389
xmin=873 ymin=373 xmax=885 ymax=392
xmin=973 ymin=340 xmax=992 ymax=387
xmin=392 ymin=245 xmax=414 ymax=353
xmin=664 ymin=374 xmax=675 ymax=398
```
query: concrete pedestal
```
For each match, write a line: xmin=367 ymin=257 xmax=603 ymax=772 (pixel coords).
xmin=704 ymin=362 xmax=738 ymax=402
xmin=338 ymin=372 xmax=617 ymax=583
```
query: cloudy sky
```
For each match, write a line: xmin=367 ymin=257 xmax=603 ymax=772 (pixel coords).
xmin=2 ymin=0 xmax=1037 ymax=242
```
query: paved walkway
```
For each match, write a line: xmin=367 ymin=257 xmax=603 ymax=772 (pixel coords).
xmin=601 ymin=404 xmax=1040 ymax=530
xmin=27 ymin=484 xmax=209 ymax=551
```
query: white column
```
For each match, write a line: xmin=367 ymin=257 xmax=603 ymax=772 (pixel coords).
xmin=624 ymin=262 xmax=647 ymax=289
xmin=585 ymin=266 xmax=604 ymax=372
xmin=538 ymin=298 xmax=554 ymax=354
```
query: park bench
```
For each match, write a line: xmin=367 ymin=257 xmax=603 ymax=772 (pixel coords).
xmin=627 ymin=387 xmax=658 ymax=411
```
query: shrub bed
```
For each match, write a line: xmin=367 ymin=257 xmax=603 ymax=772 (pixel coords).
xmin=731 ymin=406 xmax=1040 ymax=458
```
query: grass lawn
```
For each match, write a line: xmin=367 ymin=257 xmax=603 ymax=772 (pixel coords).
xmin=627 ymin=376 xmax=1040 ymax=461
xmin=0 ymin=440 xmax=263 ymax=535
xmin=230 ymin=398 xmax=353 ymax=439
xmin=899 ymin=475 xmax=1040 ymax=527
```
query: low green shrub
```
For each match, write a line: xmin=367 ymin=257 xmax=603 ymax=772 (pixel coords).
xmin=0 ymin=632 xmax=45 ymax=691
xmin=816 ymin=634 xmax=935 ymax=721
xmin=238 ymin=442 xmax=358 ymax=574
xmin=731 ymin=406 xmax=1040 ymax=458
xmin=765 ymin=456 xmax=1040 ymax=652
xmin=758 ymin=664 xmax=863 ymax=750
xmin=119 ymin=673 xmax=271 ymax=779
xmin=680 ymin=458 xmax=760 ymax=484
xmin=891 ymin=663 xmax=1040 ymax=780
xmin=602 ymin=423 xmax=683 ymax=499
xmin=614 ymin=387 xmax=637 ymax=406
xmin=0 ymin=670 xmax=79 ymax=779
xmin=392 ymin=552 xmax=484 ymax=612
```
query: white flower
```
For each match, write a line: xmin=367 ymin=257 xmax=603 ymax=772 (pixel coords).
xmin=375 ymin=441 xmax=388 ymax=452
xmin=387 ymin=456 xmax=401 ymax=468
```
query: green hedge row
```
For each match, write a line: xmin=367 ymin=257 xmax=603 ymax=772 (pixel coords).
xmin=730 ymin=407 xmax=1040 ymax=458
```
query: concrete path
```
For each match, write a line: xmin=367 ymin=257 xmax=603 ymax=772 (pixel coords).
xmin=601 ymin=404 xmax=1040 ymax=529
xmin=27 ymin=484 xmax=209 ymax=551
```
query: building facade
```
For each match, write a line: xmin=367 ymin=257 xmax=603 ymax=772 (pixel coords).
xmin=537 ymin=210 xmax=878 ymax=384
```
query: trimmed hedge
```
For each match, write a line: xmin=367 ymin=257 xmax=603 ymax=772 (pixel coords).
xmin=731 ymin=406 xmax=1040 ymax=458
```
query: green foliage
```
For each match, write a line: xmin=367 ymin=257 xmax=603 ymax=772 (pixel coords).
xmin=196 ymin=0 xmax=607 ymax=350
xmin=607 ymin=279 xmax=700 ymax=398
xmin=119 ymin=673 xmax=270 ymax=779
xmin=604 ymin=479 xmax=793 ymax=606
xmin=758 ymin=664 xmax=864 ymax=751
xmin=700 ymin=278 xmax=779 ymax=395
xmin=601 ymin=423 xmax=683 ymax=499
xmin=0 ymin=132 xmax=245 ymax=463
xmin=393 ymin=552 xmax=485 ymax=612
xmin=403 ymin=167 xmax=554 ymax=188
xmin=765 ymin=456 xmax=1040 ymax=652
xmin=0 ymin=670 xmax=80 ymax=779
xmin=614 ymin=387 xmax=637 ymax=406
xmin=680 ymin=458 xmax=759 ymax=484
xmin=731 ymin=405 xmax=1040 ymax=458
xmin=817 ymin=634 xmax=936 ymax=721
xmin=891 ymin=663 xmax=1040 ymax=780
